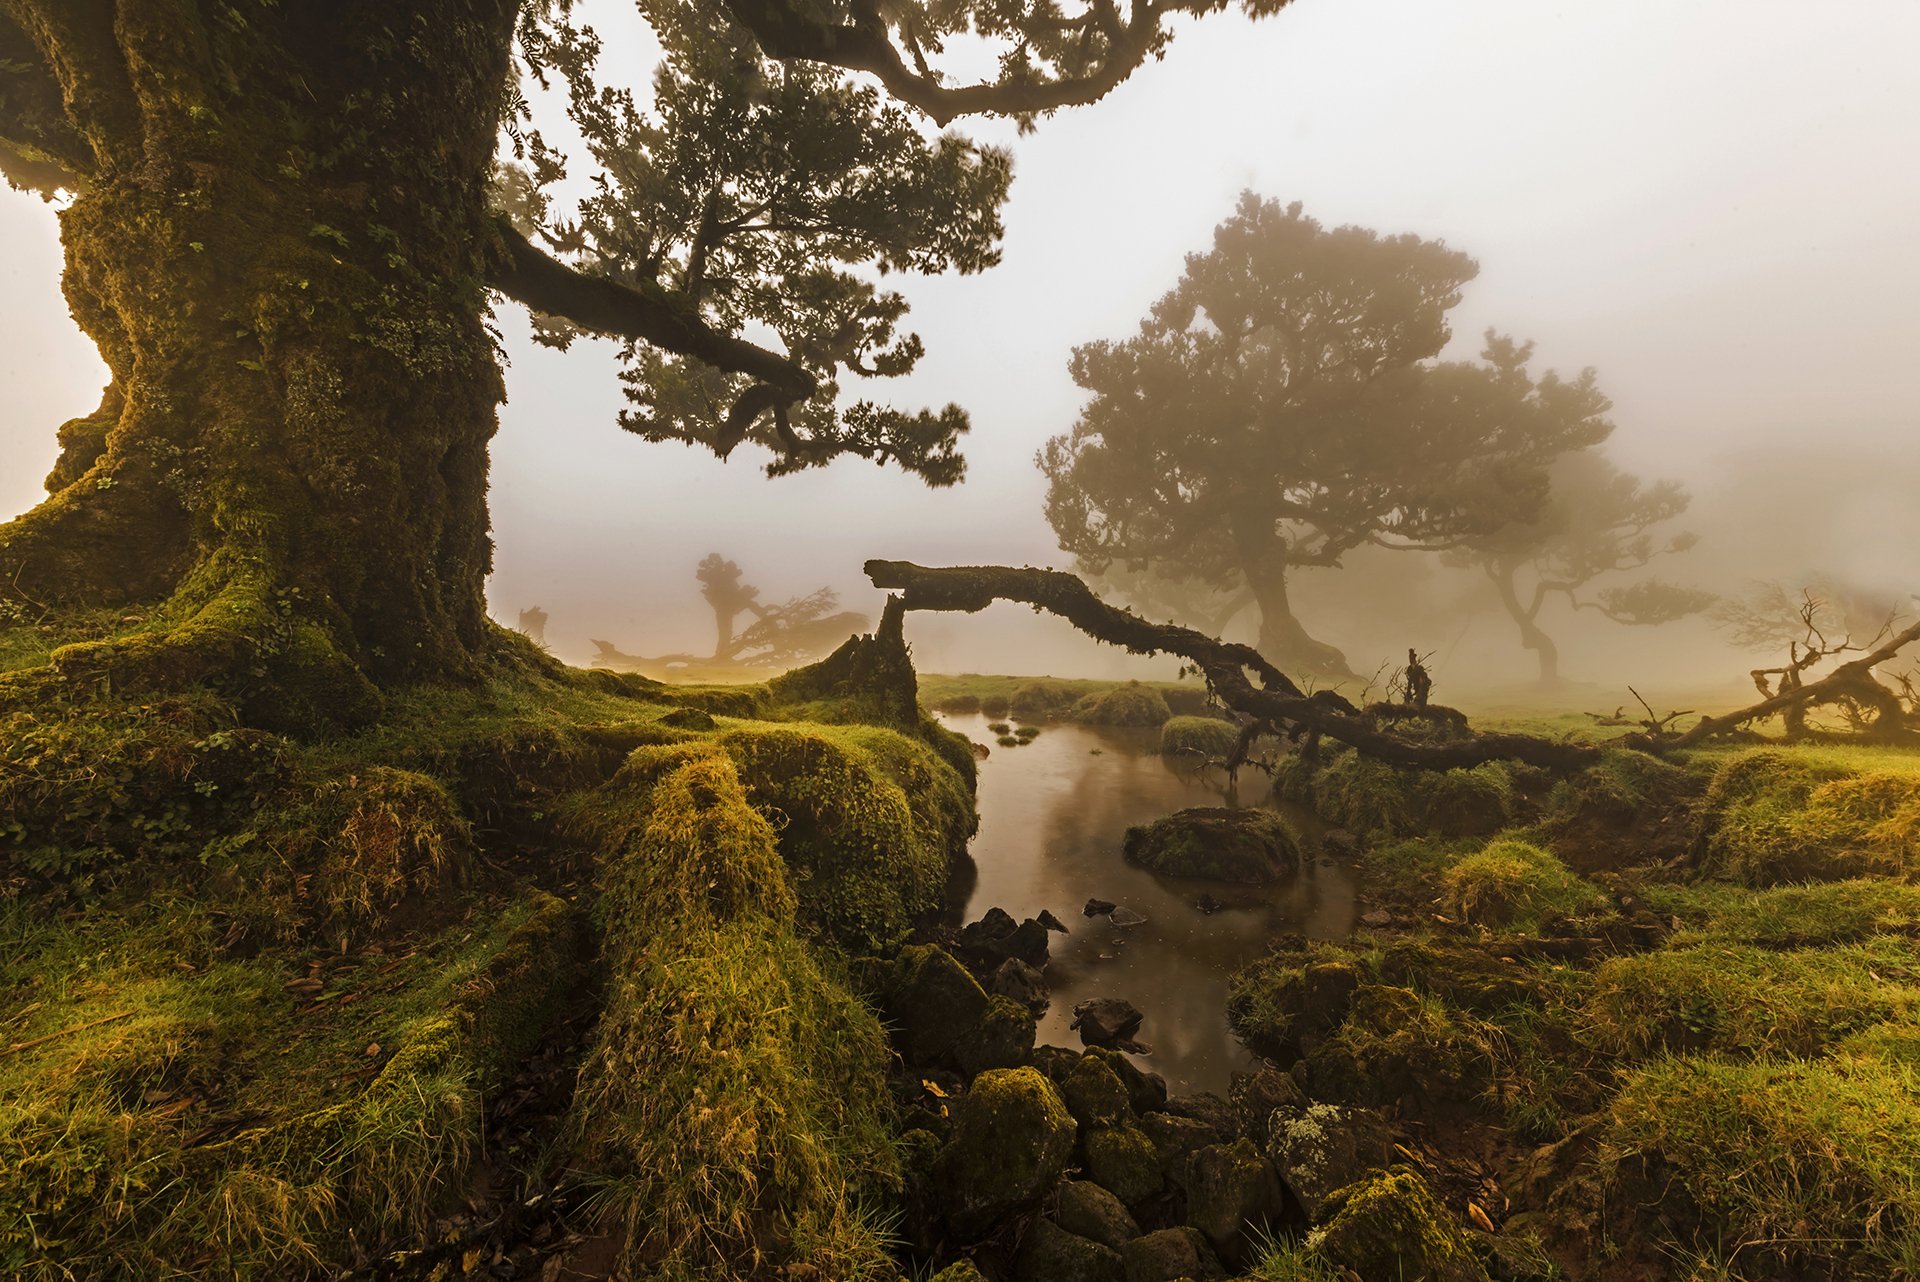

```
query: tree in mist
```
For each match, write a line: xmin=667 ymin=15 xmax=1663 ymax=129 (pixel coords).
xmin=697 ymin=553 xmax=865 ymax=666
xmin=0 ymin=0 xmax=1292 ymax=722
xmin=1041 ymin=196 xmax=1571 ymax=678
xmin=1440 ymin=342 xmax=1714 ymax=683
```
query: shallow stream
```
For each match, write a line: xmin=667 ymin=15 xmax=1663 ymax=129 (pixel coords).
xmin=938 ymin=713 xmax=1359 ymax=1097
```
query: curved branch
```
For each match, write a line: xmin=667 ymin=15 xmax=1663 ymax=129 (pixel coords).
xmin=865 ymin=559 xmax=1600 ymax=771
xmin=487 ymin=216 xmax=816 ymax=407
xmin=722 ymin=0 xmax=1188 ymax=126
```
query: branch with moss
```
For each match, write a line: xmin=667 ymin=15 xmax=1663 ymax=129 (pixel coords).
xmin=864 ymin=559 xmax=1601 ymax=771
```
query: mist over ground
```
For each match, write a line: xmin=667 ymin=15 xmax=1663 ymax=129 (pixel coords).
xmin=3 ymin=0 xmax=1914 ymax=701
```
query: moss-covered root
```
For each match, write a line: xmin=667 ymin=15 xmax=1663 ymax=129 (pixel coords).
xmin=565 ymin=746 xmax=899 ymax=1280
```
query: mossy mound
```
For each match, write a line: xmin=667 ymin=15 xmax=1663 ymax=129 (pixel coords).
xmin=1069 ymin=682 xmax=1173 ymax=727
xmin=1645 ymin=878 xmax=1920 ymax=948
xmin=1009 ymin=679 xmax=1078 ymax=721
xmin=1600 ymin=1055 xmax=1920 ymax=1280
xmin=1439 ymin=839 xmax=1605 ymax=932
xmin=1159 ymin=715 xmax=1242 ymax=760
xmin=715 ymin=723 xmax=975 ymax=950
xmin=1289 ymin=749 xmax=1514 ymax=839
xmin=1311 ymin=1165 xmax=1490 ymax=1282
xmin=1697 ymin=749 xmax=1920 ymax=885
xmin=0 ymin=889 xmax=580 ymax=1278
xmin=1124 ymin=807 xmax=1301 ymax=884
xmin=1299 ymin=985 xmax=1496 ymax=1107
xmin=564 ymin=747 xmax=900 ymax=1278
xmin=937 ymin=1066 xmax=1077 ymax=1238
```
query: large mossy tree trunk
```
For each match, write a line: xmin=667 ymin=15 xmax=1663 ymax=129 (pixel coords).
xmin=1228 ymin=509 xmax=1356 ymax=680
xmin=0 ymin=1 xmax=518 ymax=729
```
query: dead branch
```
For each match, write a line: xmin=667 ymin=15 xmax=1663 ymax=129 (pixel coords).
xmin=866 ymin=560 xmax=1600 ymax=771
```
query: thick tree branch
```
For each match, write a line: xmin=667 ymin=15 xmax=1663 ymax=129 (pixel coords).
xmin=487 ymin=215 xmax=817 ymax=407
xmin=866 ymin=559 xmax=1601 ymax=771
xmin=721 ymin=0 xmax=1177 ymax=126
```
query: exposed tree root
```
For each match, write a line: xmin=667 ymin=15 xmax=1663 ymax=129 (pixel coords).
xmin=865 ymin=560 xmax=1602 ymax=771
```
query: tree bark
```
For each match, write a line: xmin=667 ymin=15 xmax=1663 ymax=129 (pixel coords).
xmin=1489 ymin=563 xmax=1561 ymax=684
xmin=0 ymin=1 xmax=521 ymax=727
xmin=1231 ymin=513 xmax=1356 ymax=679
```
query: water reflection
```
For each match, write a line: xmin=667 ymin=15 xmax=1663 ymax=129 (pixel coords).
xmin=938 ymin=713 xmax=1358 ymax=1097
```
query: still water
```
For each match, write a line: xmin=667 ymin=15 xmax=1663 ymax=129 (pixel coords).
xmin=937 ymin=713 xmax=1358 ymax=1097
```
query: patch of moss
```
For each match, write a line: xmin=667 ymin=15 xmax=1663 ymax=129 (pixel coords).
xmin=937 ymin=1066 xmax=1076 ymax=1238
xmin=1310 ymin=1165 xmax=1490 ymax=1282
xmin=1440 ymin=840 xmax=1605 ymax=932
xmin=1009 ymin=680 xmax=1077 ymax=721
xmin=1301 ymin=985 xmax=1495 ymax=1107
xmin=1696 ymin=750 xmax=1920 ymax=885
xmin=1125 ymin=807 xmax=1301 ymax=884
xmin=1644 ymin=878 xmax=1920 ymax=948
xmin=1418 ymin=762 xmax=1516 ymax=838
xmin=1069 ymin=681 xmax=1173 ymax=727
xmin=1159 ymin=714 xmax=1242 ymax=760
xmin=1600 ymin=1055 xmax=1920 ymax=1280
xmin=1545 ymin=747 xmax=1692 ymax=828
xmin=566 ymin=748 xmax=898 ymax=1279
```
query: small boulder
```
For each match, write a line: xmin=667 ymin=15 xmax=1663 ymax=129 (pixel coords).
xmin=987 ymin=957 xmax=1051 ymax=1016
xmin=937 ymin=1067 xmax=1078 ymax=1238
xmin=1039 ymin=908 xmax=1071 ymax=933
xmin=957 ymin=906 xmax=1053 ymax=971
xmin=1267 ymin=1102 xmax=1396 ymax=1221
xmin=1056 ymin=1179 xmax=1141 ymax=1251
xmin=1085 ymin=1125 xmax=1163 ymax=1206
xmin=1073 ymin=997 xmax=1144 ymax=1049
xmin=886 ymin=945 xmax=989 ymax=1065
xmin=1085 ymin=897 xmax=1117 ymax=916
xmin=1120 ymin=1227 xmax=1223 ymax=1282
xmin=1230 ymin=1063 xmax=1306 ymax=1146
xmin=1062 ymin=1053 xmax=1134 ymax=1130
xmin=1163 ymin=1092 xmax=1237 ymax=1139
xmin=1314 ymin=1166 xmax=1491 ymax=1282
xmin=1139 ymin=1112 xmax=1221 ymax=1189
xmin=1123 ymin=807 xmax=1302 ymax=885
xmin=1184 ymin=1139 xmax=1285 ymax=1266
xmin=930 ymin=1262 xmax=989 ymax=1282
xmin=956 ymin=994 xmax=1037 ymax=1078
xmin=1089 ymin=1047 xmax=1168 ymax=1114
xmin=1014 ymin=1219 xmax=1124 ymax=1282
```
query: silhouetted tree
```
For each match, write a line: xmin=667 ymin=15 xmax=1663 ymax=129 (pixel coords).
xmin=0 ymin=0 xmax=1291 ymax=722
xmin=1041 ymin=196 xmax=1571 ymax=678
xmin=1440 ymin=343 xmax=1712 ymax=683
xmin=696 ymin=554 xmax=865 ymax=665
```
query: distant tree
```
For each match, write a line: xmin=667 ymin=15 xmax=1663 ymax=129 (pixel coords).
xmin=696 ymin=553 xmax=866 ymax=666
xmin=516 ymin=605 xmax=550 ymax=647
xmin=1041 ymin=196 xmax=1575 ymax=678
xmin=696 ymin=554 xmax=763 ymax=660
xmin=1441 ymin=346 xmax=1713 ymax=683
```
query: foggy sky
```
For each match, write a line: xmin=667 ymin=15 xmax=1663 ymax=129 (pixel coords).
xmin=3 ymin=0 xmax=1917 ymax=693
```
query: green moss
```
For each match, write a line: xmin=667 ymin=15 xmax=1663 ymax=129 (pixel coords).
xmin=1584 ymin=937 xmax=1920 ymax=1058
xmin=1010 ymin=679 xmax=1077 ymax=720
xmin=1645 ymin=879 xmax=1920 ymax=948
xmin=1125 ymin=806 xmax=1301 ymax=884
xmin=1069 ymin=681 xmax=1173 ymax=727
xmin=1310 ymin=1165 xmax=1490 ymax=1282
xmin=1302 ymin=985 xmax=1495 ymax=1107
xmin=937 ymin=1066 xmax=1076 ymax=1237
xmin=1440 ymin=840 xmax=1605 ymax=932
xmin=567 ymin=748 xmax=898 ymax=1279
xmin=1697 ymin=750 xmax=1920 ymax=885
xmin=1600 ymin=1055 xmax=1920 ymax=1280
xmin=1545 ymin=747 xmax=1692 ymax=828
xmin=1418 ymin=762 xmax=1516 ymax=838
xmin=1359 ymin=835 xmax=1476 ymax=913
xmin=1159 ymin=714 xmax=1242 ymax=759
xmin=1084 ymin=1123 xmax=1162 ymax=1205
xmin=0 ymin=890 xmax=579 ymax=1278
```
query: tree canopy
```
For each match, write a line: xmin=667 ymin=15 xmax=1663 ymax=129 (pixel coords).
xmin=1041 ymin=195 xmax=1572 ymax=677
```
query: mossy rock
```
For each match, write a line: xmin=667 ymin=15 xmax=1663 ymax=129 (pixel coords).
xmin=1056 ymin=1178 xmax=1141 ymax=1250
xmin=1070 ymin=682 xmax=1174 ymax=728
xmin=1268 ymin=1102 xmax=1398 ymax=1221
xmin=1124 ymin=807 xmax=1301 ymax=885
xmin=1085 ymin=1123 xmax=1163 ymax=1206
xmin=1440 ymin=840 xmax=1604 ymax=932
xmin=1062 ymin=1051 xmax=1134 ymax=1130
xmin=1014 ymin=1218 xmax=1125 ymax=1282
xmin=938 ymin=1067 xmax=1077 ymax=1238
xmin=1313 ymin=1165 xmax=1490 ymax=1282
xmin=1226 ymin=949 xmax=1361 ymax=1060
xmin=1159 ymin=715 xmax=1241 ymax=760
xmin=930 ymin=1262 xmax=990 ymax=1282
xmin=884 ymin=944 xmax=990 ymax=1067
xmin=957 ymin=994 xmax=1038 ymax=1078
xmin=1183 ymin=1138 xmax=1284 ymax=1266
xmin=1120 ymin=1226 xmax=1223 ymax=1282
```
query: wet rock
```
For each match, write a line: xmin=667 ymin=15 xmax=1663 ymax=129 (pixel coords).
xmin=1014 ymin=1219 xmax=1124 ymax=1282
xmin=1062 ymin=1054 xmax=1133 ymax=1129
xmin=1057 ymin=1179 xmax=1141 ymax=1250
xmin=1230 ymin=1063 xmax=1307 ymax=1146
xmin=885 ymin=945 xmax=989 ymax=1065
xmin=1120 ymin=1227 xmax=1223 ymax=1282
xmin=1031 ymin=1044 xmax=1083 ymax=1084
xmin=1108 ymin=906 xmax=1148 ymax=927
xmin=1184 ymin=1138 xmax=1285 ymax=1266
xmin=1164 ymin=1092 xmax=1237 ymax=1139
xmin=1039 ymin=908 xmax=1070 ymax=933
xmin=987 ymin=957 xmax=1050 ymax=1016
xmin=1139 ymin=1112 xmax=1221 ymax=1189
xmin=930 ymin=1262 xmax=989 ymax=1282
xmin=957 ymin=995 xmax=1037 ymax=1078
xmin=1085 ymin=897 xmax=1118 ymax=916
xmin=957 ymin=906 xmax=1052 ymax=971
xmin=1194 ymin=892 xmax=1224 ymax=914
xmin=1090 ymin=1047 xmax=1168 ymax=1115
xmin=1125 ymin=807 xmax=1303 ymax=885
xmin=1314 ymin=1165 xmax=1491 ymax=1282
xmin=1085 ymin=1125 xmax=1163 ymax=1206
xmin=937 ymin=1067 xmax=1078 ymax=1239
xmin=1073 ymin=998 xmax=1144 ymax=1049
xmin=1267 ymin=1102 xmax=1397 ymax=1221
